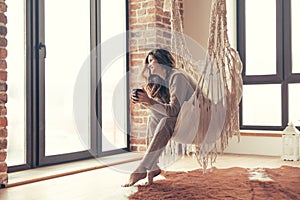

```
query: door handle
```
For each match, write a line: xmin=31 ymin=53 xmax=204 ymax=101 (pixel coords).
xmin=38 ymin=42 xmax=47 ymax=58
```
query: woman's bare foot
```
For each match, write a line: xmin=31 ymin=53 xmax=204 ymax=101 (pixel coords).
xmin=122 ymin=167 xmax=147 ymax=187
xmin=146 ymin=166 xmax=161 ymax=186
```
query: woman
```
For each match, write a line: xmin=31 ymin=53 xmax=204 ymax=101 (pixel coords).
xmin=122 ymin=48 xmax=196 ymax=187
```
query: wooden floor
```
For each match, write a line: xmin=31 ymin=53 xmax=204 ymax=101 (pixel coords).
xmin=0 ymin=154 xmax=299 ymax=200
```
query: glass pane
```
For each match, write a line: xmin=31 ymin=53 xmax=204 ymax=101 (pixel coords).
xmin=6 ymin=1 xmax=26 ymax=166
xmin=291 ymin=0 xmax=300 ymax=73
xmin=289 ymin=84 xmax=300 ymax=126
xmin=227 ymin=0 xmax=237 ymax=48
xmin=45 ymin=1 xmax=91 ymax=156
xmin=242 ymin=84 xmax=281 ymax=126
xmin=101 ymin=0 xmax=127 ymax=151
xmin=245 ymin=0 xmax=276 ymax=75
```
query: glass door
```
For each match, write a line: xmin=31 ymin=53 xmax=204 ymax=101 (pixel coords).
xmin=100 ymin=0 xmax=128 ymax=154
xmin=7 ymin=0 xmax=129 ymax=171
xmin=37 ymin=0 xmax=95 ymax=165
xmin=6 ymin=0 xmax=26 ymax=168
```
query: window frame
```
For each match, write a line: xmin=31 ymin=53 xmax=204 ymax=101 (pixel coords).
xmin=237 ymin=0 xmax=300 ymax=131
xmin=8 ymin=0 xmax=130 ymax=173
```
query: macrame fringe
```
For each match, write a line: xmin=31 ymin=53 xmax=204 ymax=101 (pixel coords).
xmin=159 ymin=0 xmax=243 ymax=172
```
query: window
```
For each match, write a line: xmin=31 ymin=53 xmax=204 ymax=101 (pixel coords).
xmin=100 ymin=0 xmax=128 ymax=153
xmin=6 ymin=0 xmax=26 ymax=167
xmin=238 ymin=0 xmax=300 ymax=130
xmin=7 ymin=0 xmax=129 ymax=172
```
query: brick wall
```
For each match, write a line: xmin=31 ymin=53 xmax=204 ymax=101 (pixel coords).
xmin=0 ymin=0 xmax=7 ymax=186
xmin=129 ymin=0 xmax=183 ymax=152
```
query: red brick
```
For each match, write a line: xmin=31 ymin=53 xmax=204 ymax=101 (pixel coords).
xmin=130 ymin=3 xmax=141 ymax=11
xmin=0 ymin=60 xmax=6 ymax=69
xmin=0 ymin=48 xmax=7 ymax=59
xmin=137 ymin=130 xmax=147 ymax=138
xmin=130 ymin=10 xmax=137 ymax=17
xmin=131 ymin=117 xmax=143 ymax=123
xmin=0 ymin=117 xmax=7 ymax=127
xmin=147 ymin=7 xmax=156 ymax=15
xmin=130 ymin=130 xmax=140 ymax=138
xmin=130 ymin=145 xmax=138 ymax=151
xmin=0 ymin=139 xmax=7 ymax=149
xmin=0 ymin=93 xmax=7 ymax=103
xmin=0 ymin=38 xmax=7 ymax=47
xmin=137 ymin=8 xmax=146 ymax=17
xmin=138 ymin=145 xmax=146 ymax=152
xmin=163 ymin=16 xmax=171 ymax=25
xmin=129 ymin=17 xmax=138 ymax=25
xmin=0 ymin=82 xmax=7 ymax=92
xmin=156 ymin=22 xmax=170 ymax=29
xmin=156 ymin=15 xmax=162 ymax=23
xmin=131 ymin=60 xmax=144 ymax=67
xmin=0 ymin=106 xmax=6 ymax=115
xmin=0 ymin=3 xmax=7 ymax=13
xmin=0 ymin=162 xmax=7 ymax=172
xmin=0 ymin=151 xmax=6 ymax=162
xmin=131 ymin=53 xmax=145 ymax=61
xmin=131 ymin=110 xmax=148 ymax=117
xmin=137 ymin=37 xmax=147 ymax=45
xmin=0 ymin=71 xmax=7 ymax=81
xmin=0 ymin=128 xmax=7 ymax=137
xmin=142 ymin=1 xmax=155 ymax=8
xmin=147 ymin=23 xmax=158 ymax=29
xmin=130 ymin=0 xmax=141 ymax=3
xmin=137 ymin=15 xmax=156 ymax=24
xmin=0 ymin=173 xmax=8 ymax=186
xmin=130 ymin=138 xmax=146 ymax=145
xmin=0 ymin=26 xmax=7 ymax=36
xmin=0 ymin=13 xmax=7 ymax=25
xmin=129 ymin=24 xmax=147 ymax=30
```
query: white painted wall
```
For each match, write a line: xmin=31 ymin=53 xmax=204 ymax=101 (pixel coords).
xmin=183 ymin=0 xmax=211 ymax=48
xmin=183 ymin=0 xmax=237 ymax=49
xmin=223 ymin=136 xmax=282 ymax=156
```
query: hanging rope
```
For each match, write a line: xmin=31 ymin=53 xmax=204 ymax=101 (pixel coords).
xmin=162 ymin=0 xmax=243 ymax=171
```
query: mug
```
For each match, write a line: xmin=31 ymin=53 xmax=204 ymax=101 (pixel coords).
xmin=131 ymin=88 xmax=144 ymax=98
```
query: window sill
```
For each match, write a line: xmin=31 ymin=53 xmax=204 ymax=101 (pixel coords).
xmin=6 ymin=152 xmax=143 ymax=188
xmin=240 ymin=130 xmax=282 ymax=137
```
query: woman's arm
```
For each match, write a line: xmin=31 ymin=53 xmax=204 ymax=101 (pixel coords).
xmin=140 ymin=73 xmax=193 ymax=117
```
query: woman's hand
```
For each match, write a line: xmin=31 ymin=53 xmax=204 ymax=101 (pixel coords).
xmin=131 ymin=89 xmax=151 ymax=105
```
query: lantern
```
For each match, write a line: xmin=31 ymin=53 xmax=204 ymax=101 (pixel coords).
xmin=281 ymin=122 xmax=300 ymax=161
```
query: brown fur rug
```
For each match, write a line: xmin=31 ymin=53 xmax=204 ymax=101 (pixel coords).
xmin=129 ymin=166 xmax=300 ymax=200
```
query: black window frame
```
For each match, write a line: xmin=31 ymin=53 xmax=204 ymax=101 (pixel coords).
xmin=237 ymin=0 xmax=300 ymax=131
xmin=8 ymin=0 xmax=130 ymax=173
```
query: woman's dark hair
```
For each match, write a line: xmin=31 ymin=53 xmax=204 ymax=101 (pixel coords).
xmin=146 ymin=74 xmax=170 ymax=103
xmin=142 ymin=49 xmax=175 ymax=103
xmin=144 ymin=49 xmax=175 ymax=70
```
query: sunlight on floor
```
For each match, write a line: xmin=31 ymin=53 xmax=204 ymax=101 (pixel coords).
xmin=1 ymin=154 xmax=300 ymax=200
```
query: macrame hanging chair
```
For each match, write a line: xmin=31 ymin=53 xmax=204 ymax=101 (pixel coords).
xmin=160 ymin=0 xmax=243 ymax=170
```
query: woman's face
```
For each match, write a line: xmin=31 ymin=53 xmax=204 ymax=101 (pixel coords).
xmin=147 ymin=55 xmax=164 ymax=77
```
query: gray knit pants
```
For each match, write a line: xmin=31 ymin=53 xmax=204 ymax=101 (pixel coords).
xmin=140 ymin=116 xmax=177 ymax=170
